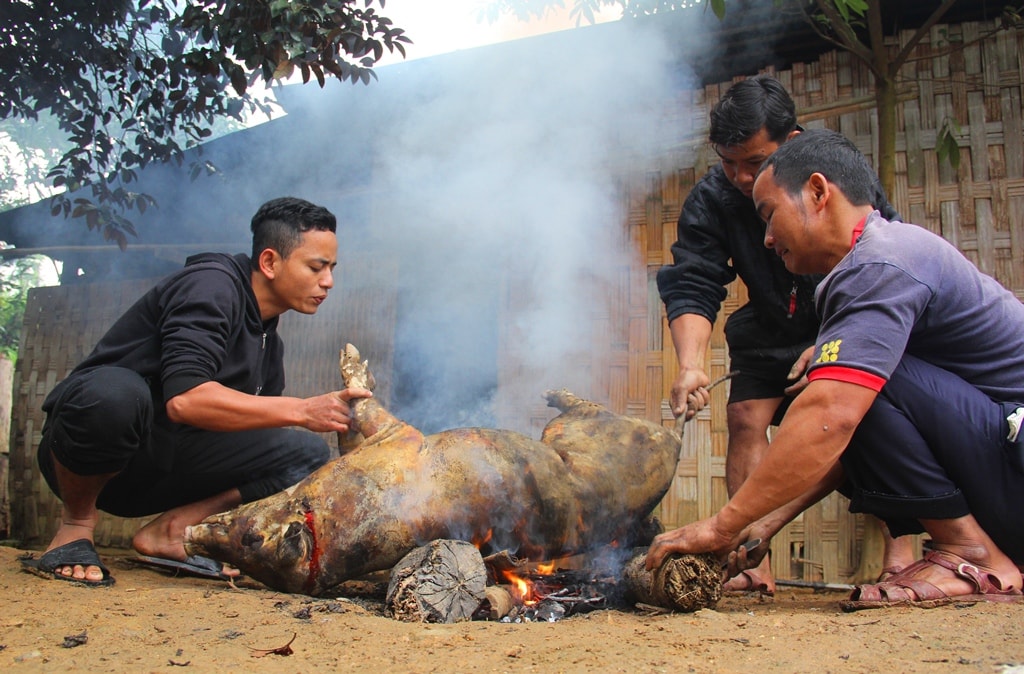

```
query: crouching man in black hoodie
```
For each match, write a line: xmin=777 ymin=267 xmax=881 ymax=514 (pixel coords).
xmin=24 ymin=196 xmax=372 ymax=587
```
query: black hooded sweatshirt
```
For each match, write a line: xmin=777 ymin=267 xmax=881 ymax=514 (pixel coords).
xmin=43 ymin=252 xmax=285 ymax=417
xmin=656 ymin=164 xmax=899 ymax=351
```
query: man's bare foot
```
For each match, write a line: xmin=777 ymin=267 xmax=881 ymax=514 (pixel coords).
xmin=132 ymin=499 xmax=241 ymax=578
xmin=723 ymin=555 xmax=775 ymax=596
xmin=46 ymin=520 xmax=104 ymax=583
xmin=877 ymin=531 xmax=916 ymax=581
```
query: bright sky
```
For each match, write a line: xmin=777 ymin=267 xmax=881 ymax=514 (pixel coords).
xmin=376 ymin=0 xmax=623 ymax=66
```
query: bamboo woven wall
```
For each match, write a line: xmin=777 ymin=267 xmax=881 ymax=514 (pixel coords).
xmin=9 ymin=281 xmax=148 ymax=547
xmin=8 ymin=256 xmax=396 ymax=548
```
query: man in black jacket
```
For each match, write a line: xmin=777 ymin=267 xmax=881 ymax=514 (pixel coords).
xmin=656 ymin=76 xmax=909 ymax=594
xmin=24 ymin=197 xmax=372 ymax=586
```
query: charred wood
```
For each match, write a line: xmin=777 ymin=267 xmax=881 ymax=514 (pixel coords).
xmin=479 ymin=584 xmax=516 ymax=620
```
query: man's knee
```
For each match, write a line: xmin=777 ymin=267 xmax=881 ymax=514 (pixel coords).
xmin=726 ymin=398 xmax=779 ymax=440
xmin=42 ymin=367 xmax=153 ymax=475
xmin=50 ymin=368 xmax=153 ymax=440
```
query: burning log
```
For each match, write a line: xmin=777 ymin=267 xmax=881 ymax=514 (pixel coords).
xmin=621 ymin=548 xmax=723 ymax=612
xmin=184 ymin=344 xmax=681 ymax=596
xmin=481 ymin=585 xmax=516 ymax=620
xmin=482 ymin=549 xmax=522 ymax=585
xmin=386 ymin=539 xmax=487 ymax=623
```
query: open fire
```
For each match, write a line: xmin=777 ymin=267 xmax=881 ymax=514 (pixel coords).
xmin=384 ymin=533 xmax=723 ymax=624
xmin=479 ymin=560 xmax=619 ymax=622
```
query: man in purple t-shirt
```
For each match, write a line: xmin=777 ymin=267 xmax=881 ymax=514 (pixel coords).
xmin=646 ymin=128 xmax=1024 ymax=610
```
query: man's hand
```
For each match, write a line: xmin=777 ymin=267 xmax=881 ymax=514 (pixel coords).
xmin=299 ymin=387 xmax=373 ymax=433
xmin=721 ymin=534 xmax=770 ymax=579
xmin=783 ymin=345 xmax=815 ymax=396
xmin=671 ymin=367 xmax=711 ymax=420
xmin=644 ymin=515 xmax=737 ymax=570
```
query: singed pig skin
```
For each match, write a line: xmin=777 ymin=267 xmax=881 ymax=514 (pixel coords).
xmin=184 ymin=346 xmax=681 ymax=596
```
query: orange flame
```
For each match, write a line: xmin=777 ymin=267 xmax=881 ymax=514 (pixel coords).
xmin=535 ymin=560 xmax=556 ymax=575
xmin=471 ymin=529 xmax=493 ymax=549
xmin=500 ymin=569 xmax=537 ymax=605
xmin=499 ymin=560 xmax=559 ymax=606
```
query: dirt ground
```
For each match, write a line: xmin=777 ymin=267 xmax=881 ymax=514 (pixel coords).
xmin=2 ymin=544 xmax=1022 ymax=674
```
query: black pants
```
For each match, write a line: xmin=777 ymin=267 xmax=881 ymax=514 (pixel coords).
xmin=38 ymin=367 xmax=330 ymax=518
xmin=839 ymin=355 xmax=1024 ymax=562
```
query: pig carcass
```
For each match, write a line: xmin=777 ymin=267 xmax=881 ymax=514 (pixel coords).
xmin=184 ymin=344 xmax=681 ymax=596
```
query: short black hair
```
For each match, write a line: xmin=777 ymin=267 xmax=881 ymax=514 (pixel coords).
xmin=758 ymin=128 xmax=877 ymax=206
xmin=250 ymin=197 xmax=337 ymax=268
xmin=709 ymin=74 xmax=798 ymax=147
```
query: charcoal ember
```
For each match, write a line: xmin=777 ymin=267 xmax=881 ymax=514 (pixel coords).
xmin=622 ymin=548 xmax=722 ymax=612
xmin=532 ymin=600 xmax=566 ymax=622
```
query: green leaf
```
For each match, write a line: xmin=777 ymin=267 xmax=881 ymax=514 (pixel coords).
xmin=229 ymin=65 xmax=247 ymax=96
xmin=6 ymin=0 xmax=407 ymax=245
xmin=936 ymin=117 xmax=962 ymax=170
xmin=710 ymin=0 xmax=726 ymax=20
xmin=839 ymin=0 xmax=869 ymax=18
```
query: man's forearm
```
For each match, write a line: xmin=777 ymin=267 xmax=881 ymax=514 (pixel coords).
xmin=746 ymin=461 xmax=846 ymax=542
xmin=716 ymin=380 xmax=875 ymax=535
xmin=669 ymin=314 xmax=714 ymax=369
xmin=166 ymin=381 xmax=303 ymax=431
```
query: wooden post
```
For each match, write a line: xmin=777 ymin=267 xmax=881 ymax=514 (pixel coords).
xmin=0 ymin=354 xmax=12 ymax=538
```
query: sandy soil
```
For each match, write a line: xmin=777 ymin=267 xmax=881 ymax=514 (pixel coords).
xmin=2 ymin=544 xmax=1022 ymax=673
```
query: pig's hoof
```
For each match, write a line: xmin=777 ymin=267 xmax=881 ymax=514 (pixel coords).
xmin=339 ymin=343 xmax=375 ymax=391
xmin=545 ymin=388 xmax=581 ymax=410
xmin=545 ymin=388 xmax=599 ymax=412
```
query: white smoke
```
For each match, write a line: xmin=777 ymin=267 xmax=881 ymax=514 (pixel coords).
xmin=3 ymin=12 xmax=706 ymax=437
xmin=352 ymin=18 xmax=696 ymax=433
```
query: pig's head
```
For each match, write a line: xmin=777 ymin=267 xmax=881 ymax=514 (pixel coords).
xmin=184 ymin=493 xmax=321 ymax=595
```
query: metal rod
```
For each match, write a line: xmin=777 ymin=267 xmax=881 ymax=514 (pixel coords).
xmin=775 ymin=579 xmax=855 ymax=591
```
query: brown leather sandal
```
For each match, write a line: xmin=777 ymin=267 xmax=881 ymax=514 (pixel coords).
xmin=875 ymin=565 xmax=905 ymax=582
xmin=841 ymin=550 xmax=1022 ymax=612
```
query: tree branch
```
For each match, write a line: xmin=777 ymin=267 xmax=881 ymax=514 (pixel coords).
xmin=808 ymin=0 xmax=876 ymax=73
xmin=866 ymin=0 xmax=887 ymax=76
xmin=891 ymin=0 xmax=960 ymax=69
xmin=901 ymin=18 xmax=1017 ymax=64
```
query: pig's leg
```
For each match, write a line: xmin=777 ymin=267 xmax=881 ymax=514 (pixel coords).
xmin=545 ymin=388 xmax=595 ymax=414
xmin=339 ymin=343 xmax=422 ymax=444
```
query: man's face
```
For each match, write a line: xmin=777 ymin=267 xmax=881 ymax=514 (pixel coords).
xmin=715 ymin=127 xmax=783 ymax=198
xmin=270 ymin=229 xmax=338 ymax=316
xmin=753 ymin=167 xmax=817 ymax=275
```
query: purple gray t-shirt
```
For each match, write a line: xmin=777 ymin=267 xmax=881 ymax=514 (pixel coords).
xmin=806 ymin=211 xmax=1024 ymax=403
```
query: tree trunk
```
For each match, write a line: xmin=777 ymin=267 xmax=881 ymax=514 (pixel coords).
xmin=874 ymin=74 xmax=899 ymax=201
xmin=0 ymin=355 xmax=11 ymax=539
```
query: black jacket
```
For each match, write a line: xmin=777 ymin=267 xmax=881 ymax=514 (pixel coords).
xmin=656 ymin=164 xmax=899 ymax=350
xmin=44 ymin=252 xmax=285 ymax=414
